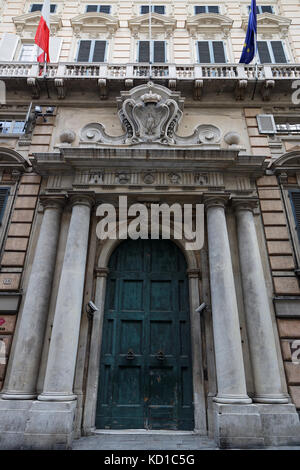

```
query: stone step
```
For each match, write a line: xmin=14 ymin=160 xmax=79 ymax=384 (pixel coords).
xmin=72 ymin=431 xmax=218 ymax=450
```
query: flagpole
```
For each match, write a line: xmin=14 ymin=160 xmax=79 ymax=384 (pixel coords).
xmin=149 ymin=0 xmax=152 ymax=80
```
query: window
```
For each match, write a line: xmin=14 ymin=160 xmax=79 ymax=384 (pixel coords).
xmin=138 ymin=41 xmax=166 ymax=63
xmin=85 ymin=5 xmax=111 ymax=13
xmin=257 ymin=115 xmax=300 ymax=135
xmin=30 ymin=4 xmax=57 ymax=13
xmin=289 ymin=191 xmax=300 ymax=244
xmin=0 ymin=188 xmax=10 ymax=225
xmin=248 ymin=5 xmax=274 ymax=14
xmin=197 ymin=41 xmax=226 ymax=63
xmin=140 ymin=5 xmax=165 ymax=14
xmin=0 ymin=120 xmax=25 ymax=134
xmin=77 ymin=40 xmax=107 ymax=62
xmin=257 ymin=41 xmax=287 ymax=63
xmin=19 ymin=44 xmax=37 ymax=62
xmin=194 ymin=6 xmax=220 ymax=14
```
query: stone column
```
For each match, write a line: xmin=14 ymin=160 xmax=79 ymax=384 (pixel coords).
xmin=2 ymin=197 xmax=64 ymax=400
xmin=205 ymin=196 xmax=251 ymax=404
xmin=233 ymin=199 xmax=288 ymax=404
xmin=38 ymin=195 xmax=93 ymax=402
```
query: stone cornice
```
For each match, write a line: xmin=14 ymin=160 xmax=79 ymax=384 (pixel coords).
xmin=186 ymin=13 xmax=233 ymax=38
xmin=128 ymin=13 xmax=176 ymax=38
xmin=13 ymin=12 xmax=62 ymax=35
xmin=70 ymin=12 xmax=118 ymax=37
xmin=31 ymin=148 xmax=267 ymax=180
xmin=241 ymin=13 xmax=291 ymax=38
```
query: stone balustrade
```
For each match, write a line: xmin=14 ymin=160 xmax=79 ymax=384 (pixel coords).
xmin=0 ymin=62 xmax=299 ymax=81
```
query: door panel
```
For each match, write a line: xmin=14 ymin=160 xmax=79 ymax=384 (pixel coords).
xmin=96 ymin=239 xmax=194 ymax=430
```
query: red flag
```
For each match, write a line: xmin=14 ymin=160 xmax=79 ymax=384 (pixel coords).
xmin=35 ymin=0 xmax=50 ymax=63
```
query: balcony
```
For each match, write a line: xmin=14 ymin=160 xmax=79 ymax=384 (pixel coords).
xmin=0 ymin=62 xmax=299 ymax=101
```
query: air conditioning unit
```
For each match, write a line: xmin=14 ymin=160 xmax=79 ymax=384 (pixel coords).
xmin=256 ymin=114 xmax=277 ymax=134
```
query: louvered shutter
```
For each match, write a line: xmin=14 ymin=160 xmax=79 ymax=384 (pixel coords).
xmin=99 ymin=5 xmax=111 ymax=14
xmin=49 ymin=37 xmax=62 ymax=63
xmin=77 ymin=40 xmax=92 ymax=62
xmin=153 ymin=41 xmax=166 ymax=63
xmin=195 ymin=6 xmax=206 ymax=14
xmin=290 ymin=191 xmax=300 ymax=243
xmin=212 ymin=41 xmax=226 ymax=63
xmin=141 ymin=5 xmax=149 ymax=14
xmin=257 ymin=41 xmax=272 ymax=63
xmin=197 ymin=41 xmax=211 ymax=63
xmin=0 ymin=188 xmax=9 ymax=225
xmin=93 ymin=41 xmax=107 ymax=62
xmin=261 ymin=6 xmax=273 ymax=13
xmin=208 ymin=6 xmax=219 ymax=13
xmin=139 ymin=41 xmax=150 ymax=62
xmin=86 ymin=5 xmax=98 ymax=12
xmin=154 ymin=6 xmax=165 ymax=14
xmin=0 ymin=34 xmax=19 ymax=61
xmin=256 ymin=114 xmax=277 ymax=134
xmin=30 ymin=4 xmax=43 ymax=12
xmin=271 ymin=41 xmax=287 ymax=63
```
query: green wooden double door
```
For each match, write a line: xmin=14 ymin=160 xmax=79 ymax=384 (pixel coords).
xmin=96 ymin=239 xmax=194 ymax=430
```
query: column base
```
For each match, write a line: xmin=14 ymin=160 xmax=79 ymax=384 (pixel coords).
xmin=1 ymin=392 xmax=37 ymax=400
xmin=256 ymin=403 xmax=300 ymax=447
xmin=253 ymin=394 xmax=289 ymax=404
xmin=213 ymin=394 xmax=252 ymax=405
xmin=38 ymin=392 xmax=77 ymax=402
xmin=0 ymin=399 xmax=76 ymax=449
xmin=212 ymin=402 xmax=264 ymax=449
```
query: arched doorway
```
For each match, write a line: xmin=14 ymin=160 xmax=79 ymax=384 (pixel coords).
xmin=95 ymin=239 xmax=194 ymax=430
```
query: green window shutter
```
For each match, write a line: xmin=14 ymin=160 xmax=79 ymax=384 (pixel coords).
xmin=0 ymin=188 xmax=9 ymax=225
xmin=261 ymin=6 xmax=273 ymax=13
xmin=77 ymin=40 xmax=92 ymax=62
xmin=195 ymin=6 xmax=206 ymax=14
xmin=154 ymin=5 xmax=165 ymax=14
xmin=212 ymin=41 xmax=226 ymax=63
xmin=93 ymin=40 xmax=107 ymax=62
xmin=139 ymin=41 xmax=150 ymax=62
xmin=153 ymin=41 xmax=166 ymax=63
xmin=208 ymin=6 xmax=219 ymax=13
xmin=86 ymin=5 xmax=98 ymax=12
xmin=290 ymin=191 xmax=300 ymax=243
xmin=257 ymin=41 xmax=272 ymax=63
xmin=99 ymin=5 xmax=111 ymax=14
xmin=271 ymin=41 xmax=287 ymax=63
xmin=197 ymin=41 xmax=211 ymax=63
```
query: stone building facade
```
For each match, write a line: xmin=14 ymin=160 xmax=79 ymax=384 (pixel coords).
xmin=0 ymin=0 xmax=299 ymax=449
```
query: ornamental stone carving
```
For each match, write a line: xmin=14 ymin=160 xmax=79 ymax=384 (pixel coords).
xmin=79 ymin=81 xmax=224 ymax=148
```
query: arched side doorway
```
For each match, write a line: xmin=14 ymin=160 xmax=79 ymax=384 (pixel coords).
xmin=95 ymin=239 xmax=194 ymax=430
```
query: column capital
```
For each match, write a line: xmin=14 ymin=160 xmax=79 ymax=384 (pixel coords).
xmin=95 ymin=267 xmax=110 ymax=278
xmin=203 ymin=194 xmax=230 ymax=211
xmin=187 ymin=268 xmax=201 ymax=279
xmin=39 ymin=195 xmax=66 ymax=211
xmin=232 ymin=197 xmax=259 ymax=214
xmin=68 ymin=193 xmax=95 ymax=209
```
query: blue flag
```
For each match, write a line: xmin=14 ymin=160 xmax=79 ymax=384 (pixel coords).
xmin=239 ymin=0 xmax=257 ymax=64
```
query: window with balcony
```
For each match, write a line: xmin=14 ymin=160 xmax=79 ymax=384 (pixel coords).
xmin=140 ymin=5 xmax=165 ymax=14
xmin=257 ymin=41 xmax=287 ymax=64
xmin=194 ymin=6 xmax=220 ymax=14
xmin=197 ymin=41 xmax=226 ymax=63
xmin=138 ymin=40 xmax=166 ymax=63
xmin=30 ymin=3 xmax=57 ymax=13
xmin=85 ymin=5 xmax=111 ymax=14
xmin=0 ymin=120 xmax=25 ymax=135
xmin=248 ymin=5 xmax=274 ymax=14
xmin=76 ymin=40 xmax=107 ymax=62
xmin=19 ymin=44 xmax=37 ymax=62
